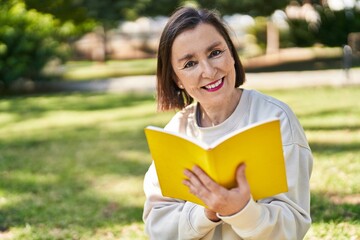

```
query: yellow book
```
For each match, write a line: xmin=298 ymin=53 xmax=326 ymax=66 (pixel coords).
xmin=144 ymin=118 xmax=288 ymax=207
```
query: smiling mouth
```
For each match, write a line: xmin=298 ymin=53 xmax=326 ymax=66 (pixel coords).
xmin=202 ymin=78 xmax=224 ymax=92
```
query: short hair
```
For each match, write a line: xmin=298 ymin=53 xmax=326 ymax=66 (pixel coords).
xmin=156 ymin=7 xmax=246 ymax=111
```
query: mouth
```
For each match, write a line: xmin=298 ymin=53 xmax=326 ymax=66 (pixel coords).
xmin=202 ymin=77 xmax=224 ymax=92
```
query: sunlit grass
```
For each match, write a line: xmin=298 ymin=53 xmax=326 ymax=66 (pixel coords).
xmin=49 ymin=47 xmax=360 ymax=82
xmin=0 ymin=86 xmax=359 ymax=239
xmin=62 ymin=59 xmax=157 ymax=81
xmin=266 ymin=87 xmax=360 ymax=239
xmin=0 ymin=92 xmax=172 ymax=239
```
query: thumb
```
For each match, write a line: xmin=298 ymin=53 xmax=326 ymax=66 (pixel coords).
xmin=236 ymin=163 xmax=248 ymax=187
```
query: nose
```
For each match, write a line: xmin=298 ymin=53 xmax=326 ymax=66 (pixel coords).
xmin=200 ymin=60 xmax=216 ymax=79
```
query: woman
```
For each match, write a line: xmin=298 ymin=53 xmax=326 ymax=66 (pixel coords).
xmin=143 ymin=7 xmax=313 ymax=240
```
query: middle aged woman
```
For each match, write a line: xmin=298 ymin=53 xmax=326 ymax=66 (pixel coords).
xmin=143 ymin=7 xmax=313 ymax=240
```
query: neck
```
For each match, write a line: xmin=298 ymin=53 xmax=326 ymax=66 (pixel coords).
xmin=198 ymin=89 xmax=242 ymax=127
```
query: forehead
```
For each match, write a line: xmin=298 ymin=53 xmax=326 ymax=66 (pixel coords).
xmin=171 ymin=23 xmax=226 ymax=56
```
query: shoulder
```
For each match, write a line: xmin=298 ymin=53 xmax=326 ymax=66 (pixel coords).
xmin=245 ymin=89 xmax=309 ymax=148
xmin=244 ymin=89 xmax=295 ymax=123
xmin=164 ymin=104 xmax=197 ymax=133
xmin=246 ymin=89 xmax=292 ymax=114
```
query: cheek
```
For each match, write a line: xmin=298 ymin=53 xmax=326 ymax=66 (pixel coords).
xmin=213 ymin=52 xmax=234 ymax=71
xmin=175 ymin=70 xmax=200 ymax=88
xmin=172 ymin=69 xmax=184 ymax=86
xmin=225 ymin=53 xmax=235 ymax=68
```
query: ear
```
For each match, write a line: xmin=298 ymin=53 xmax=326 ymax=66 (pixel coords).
xmin=177 ymin=82 xmax=184 ymax=89
xmin=172 ymin=72 xmax=184 ymax=89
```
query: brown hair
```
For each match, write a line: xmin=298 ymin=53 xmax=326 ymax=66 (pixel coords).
xmin=156 ymin=7 xmax=246 ymax=111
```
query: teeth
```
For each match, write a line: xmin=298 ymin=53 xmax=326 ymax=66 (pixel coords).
xmin=204 ymin=79 xmax=222 ymax=89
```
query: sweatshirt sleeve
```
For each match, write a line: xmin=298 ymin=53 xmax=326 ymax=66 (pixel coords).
xmin=215 ymin=90 xmax=312 ymax=239
xmin=143 ymin=163 xmax=221 ymax=239
xmin=218 ymin=143 xmax=313 ymax=239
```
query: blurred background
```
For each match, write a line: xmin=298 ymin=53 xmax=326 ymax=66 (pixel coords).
xmin=0 ymin=0 xmax=360 ymax=90
xmin=0 ymin=1 xmax=359 ymax=240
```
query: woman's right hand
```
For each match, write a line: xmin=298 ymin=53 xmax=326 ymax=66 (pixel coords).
xmin=183 ymin=163 xmax=251 ymax=218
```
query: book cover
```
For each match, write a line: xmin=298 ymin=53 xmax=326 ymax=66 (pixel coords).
xmin=144 ymin=118 xmax=288 ymax=207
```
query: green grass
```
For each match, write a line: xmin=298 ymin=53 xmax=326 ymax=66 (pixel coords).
xmin=61 ymin=59 xmax=157 ymax=81
xmin=47 ymin=47 xmax=360 ymax=82
xmin=0 ymin=86 xmax=359 ymax=239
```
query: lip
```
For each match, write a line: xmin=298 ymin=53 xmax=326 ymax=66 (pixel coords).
xmin=202 ymin=78 xmax=224 ymax=92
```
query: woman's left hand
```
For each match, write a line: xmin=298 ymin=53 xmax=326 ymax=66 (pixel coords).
xmin=183 ymin=163 xmax=251 ymax=218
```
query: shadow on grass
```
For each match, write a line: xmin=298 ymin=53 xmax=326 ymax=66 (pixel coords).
xmin=0 ymin=126 xmax=152 ymax=176
xmin=0 ymin=174 xmax=144 ymax=232
xmin=246 ymin=56 xmax=360 ymax=73
xmin=311 ymin=191 xmax=360 ymax=223
xmin=305 ymin=124 xmax=360 ymax=132
xmin=298 ymin=107 xmax=359 ymax=119
xmin=0 ymin=122 xmax=154 ymax=235
xmin=309 ymin=141 xmax=360 ymax=155
xmin=0 ymin=92 xmax=155 ymax=124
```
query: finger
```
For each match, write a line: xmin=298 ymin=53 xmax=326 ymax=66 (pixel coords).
xmin=184 ymin=168 xmax=210 ymax=193
xmin=192 ymin=166 xmax=225 ymax=195
xmin=184 ymin=168 xmax=204 ymax=188
xmin=184 ymin=167 xmax=218 ymax=199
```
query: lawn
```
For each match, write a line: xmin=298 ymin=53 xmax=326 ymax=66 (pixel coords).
xmin=60 ymin=59 xmax=157 ymax=81
xmin=0 ymin=86 xmax=359 ymax=239
xmin=49 ymin=47 xmax=360 ymax=82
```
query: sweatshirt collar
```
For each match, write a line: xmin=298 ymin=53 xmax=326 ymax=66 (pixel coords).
xmin=194 ymin=89 xmax=250 ymax=145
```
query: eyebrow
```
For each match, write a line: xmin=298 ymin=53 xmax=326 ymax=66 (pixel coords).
xmin=176 ymin=41 xmax=223 ymax=63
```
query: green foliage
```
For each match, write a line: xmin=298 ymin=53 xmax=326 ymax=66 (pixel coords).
xmin=22 ymin=0 xmax=184 ymax=64
xmin=24 ymin=0 xmax=90 ymax=24
xmin=247 ymin=17 xmax=268 ymax=52
xmin=24 ymin=0 xmax=97 ymax=34
xmin=24 ymin=0 xmax=290 ymax=24
xmin=136 ymin=0 xmax=186 ymax=18
xmin=24 ymin=0 xmax=184 ymax=26
xmin=0 ymin=1 xmax=72 ymax=88
xmin=315 ymin=6 xmax=360 ymax=46
xmin=197 ymin=0 xmax=289 ymax=16
xmin=287 ymin=6 xmax=360 ymax=47
xmin=287 ymin=19 xmax=317 ymax=47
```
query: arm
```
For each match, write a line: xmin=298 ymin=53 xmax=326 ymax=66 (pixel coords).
xmin=143 ymin=163 xmax=222 ymax=239
xmin=221 ymin=144 xmax=312 ymax=239
xmin=184 ymin=143 xmax=313 ymax=239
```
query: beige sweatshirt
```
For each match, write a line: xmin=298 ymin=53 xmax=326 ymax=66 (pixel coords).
xmin=143 ymin=89 xmax=313 ymax=240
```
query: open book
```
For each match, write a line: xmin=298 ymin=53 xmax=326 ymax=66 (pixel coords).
xmin=144 ymin=118 xmax=288 ymax=207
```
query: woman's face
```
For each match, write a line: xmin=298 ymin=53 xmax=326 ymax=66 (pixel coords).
xmin=171 ymin=23 xmax=236 ymax=109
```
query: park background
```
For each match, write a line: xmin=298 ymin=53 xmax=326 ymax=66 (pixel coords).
xmin=0 ymin=0 xmax=359 ymax=239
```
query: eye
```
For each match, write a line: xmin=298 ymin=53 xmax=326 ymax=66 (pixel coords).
xmin=183 ymin=61 xmax=197 ymax=69
xmin=209 ymin=49 xmax=224 ymax=58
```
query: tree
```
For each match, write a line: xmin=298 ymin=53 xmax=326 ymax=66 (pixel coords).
xmin=24 ymin=0 xmax=187 ymax=60
xmin=197 ymin=0 xmax=289 ymax=16
xmin=137 ymin=0 xmax=188 ymax=17
xmin=0 ymin=0 xmax=73 ymax=90
xmin=286 ymin=4 xmax=360 ymax=47
xmin=315 ymin=6 xmax=360 ymax=46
